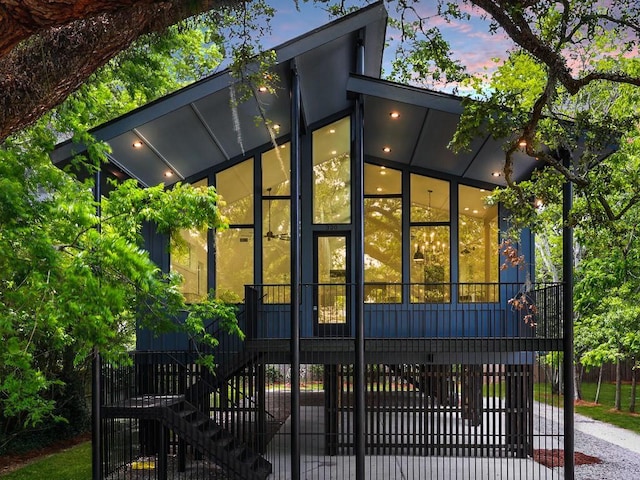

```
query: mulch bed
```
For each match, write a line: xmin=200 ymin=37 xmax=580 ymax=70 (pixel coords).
xmin=533 ymin=449 xmax=602 ymax=468
xmin=0 ymin=432 xmax=91 ymax=475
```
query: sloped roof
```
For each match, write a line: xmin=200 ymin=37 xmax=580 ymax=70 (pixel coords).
xmin=52 ymin=2 xmax=537 ymax=187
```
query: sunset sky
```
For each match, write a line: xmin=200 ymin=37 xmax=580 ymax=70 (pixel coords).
xmin=261 ymin=0 xmax=516 ymax=90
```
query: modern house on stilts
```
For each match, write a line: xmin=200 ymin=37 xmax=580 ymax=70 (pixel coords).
xmin=53 ymin=3 xmax=569 ymax=479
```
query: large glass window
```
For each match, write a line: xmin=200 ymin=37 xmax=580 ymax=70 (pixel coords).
xmin=215 ymin=228 xmax=254 ymax=302
xmin=411 ymin=174 xmax=449 ymax=222
xmin=312 ymin=117 xmax=351 ymax=224
xmin=458 ymin=185 xmax=499 ymax=302
xmin=410 ymin=175 xmax=450 ymax=303
xmin=410 ymin=226 xmax=450 ymax=302
xmin=216 ymin=159 xmax=254 ymax=301
xmin=364 ymin=164 xmax=402 ymax=303
xmin=263 ymin=143 xmax=291 ymax=303
xmin=170 ymin=178 xmax=209 ymax=303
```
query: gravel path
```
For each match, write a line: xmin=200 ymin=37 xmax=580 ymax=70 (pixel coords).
xmin=536 ymin=401 xmax=640 ymax=479
xmin=573 ymin=413 xmax=640 ymax=480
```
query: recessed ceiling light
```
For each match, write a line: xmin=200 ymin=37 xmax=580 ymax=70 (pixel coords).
xmin=164 ymin=170 xmax=173 ymax=178
xmin=382 ymin=146 xmax=391 ymax=153
xmin=258 ymin=86 xmax=268 ymax=93
xmin=329 ymin=129 xmax=336 ymax=134
xmin=380 ymin=170 xmax=387 ymax=176
xmin=492 ymin=171 xmax=501 ymax=177
xmin=376 ymin=187 xmax=383 ymax=192
xmin=464 ymin=207 xmax=470 ymax=211
xmin=390 ymin=111 xmax=400 ymax=119
xmin=473 ymin=209 xmax=479 ymax=214
xmin=331 ymin=150 xmax=337 ymax=155
xmin=132 ymin=140 xmax=143 ymax=148
xmin=480 ymin=189 xmax=486 ymax=192
xmin=280 ymin=144 xmax=286 ymax=149
xmin=381 ymin=166 xmax=386 ymax=170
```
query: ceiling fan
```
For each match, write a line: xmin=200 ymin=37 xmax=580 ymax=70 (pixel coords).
xmin=264 ymin=188 xmax=290 ymax=242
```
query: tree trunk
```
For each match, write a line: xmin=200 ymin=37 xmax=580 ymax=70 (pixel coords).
xmin=630 ymin=367 xmax=637 ymax=414
xmin=0 ymin=1 xmax=170 ymax=58
xmin=0 ymin=0 xmax=240 ymax=142
xmin=574 ymin=362 xmax=583 ymax=401
xmin=594 ymin=364 xmax=603 ymax=404
xmin=615 ymin=359 xmax=622 ymax=411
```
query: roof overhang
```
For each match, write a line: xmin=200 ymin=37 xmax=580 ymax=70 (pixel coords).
xmin=51 ymin=3 xmax=388 ymax=187
xmin=348 ymin=74 xmax=537 ymax=186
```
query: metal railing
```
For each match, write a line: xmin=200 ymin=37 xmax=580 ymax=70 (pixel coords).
xmin=245 ymin=282 xmax=563 ymax=341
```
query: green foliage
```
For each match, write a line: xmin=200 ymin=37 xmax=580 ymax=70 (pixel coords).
xmin=0 ymin=12 xmax=239 ymax=452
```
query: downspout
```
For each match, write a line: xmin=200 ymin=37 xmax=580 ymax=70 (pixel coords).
xmin=290 ymin=59 xmax=302 ymax=480
xmin=562 ymin=151 xmax=575 ymax=478
xmin=92 ymin=168 xmax=102 ymax=480
xmin=354 ymin=32 xmax=366 ymax=480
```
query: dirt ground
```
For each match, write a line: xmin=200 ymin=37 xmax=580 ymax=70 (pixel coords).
xmin=533 ymin=449 xmax=602 ymax=468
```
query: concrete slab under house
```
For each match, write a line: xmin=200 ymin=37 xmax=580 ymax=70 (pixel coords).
xmin=53 ymin=3 xmax=572 ymax=479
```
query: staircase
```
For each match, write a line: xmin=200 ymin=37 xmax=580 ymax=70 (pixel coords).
xmin=103 ymin=395 xmax=272 ymax=480
xmin=166 ymin=398 xmax=272 ymax=480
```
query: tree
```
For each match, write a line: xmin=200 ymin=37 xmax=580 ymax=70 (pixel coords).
xmin=0 ymin=0 xmax=250 ymax=142
xmin=0 ymin=16 xmax=242 ymax=451
xmin=385 ymin=0 xmax=640 ymax=406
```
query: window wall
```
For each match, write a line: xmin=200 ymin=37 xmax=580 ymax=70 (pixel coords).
xmin=262 ymin=143 xmax=291 ymax=303
xmin=181 ymin=125 xmax=501 ymax=307
xmin=364 ymin=164 xmax=402 ymax=302
xmin=170 ymin=178 xmax=209 ymax=303
xmin=410 ymin=175 xmax=451 ymax=302
xmin=312 ymin=117 xmax=351 ymax=224
xmin=458 ymin=185 xmax=499 ymax=302
xmin=215 ymin=158 xmax=254 ymax=301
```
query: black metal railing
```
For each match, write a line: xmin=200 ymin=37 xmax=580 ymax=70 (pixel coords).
xmin=244 ymin=282 xmax=563 ymax=341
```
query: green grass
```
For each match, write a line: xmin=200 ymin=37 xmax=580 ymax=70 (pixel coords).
xmin=0 ymin=441 xmax=91 ymax=480
xmin=535 ymin=381 xmax=640 ymax=435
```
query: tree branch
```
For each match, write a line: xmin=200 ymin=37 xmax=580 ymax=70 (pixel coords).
xmin=0 ymin=0 xmax=239 ymax=142
xmin=471 ymin=0 xmax=640 ymax=94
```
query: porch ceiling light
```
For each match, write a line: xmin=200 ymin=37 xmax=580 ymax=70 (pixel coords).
xmin=132 ymin=140 xmax=143 ymax=148
xmin=390 ymin=111 xmax=400 ymax=119
xmin=491 ymin=171 xmax=501 ymax=177
xmin=382 ymin=146 xmax=391 ymax=153
xmin=258 ymin=86 xmax=268 ymax=93
xmin=164 ymin=170 xmax=173 ymax=178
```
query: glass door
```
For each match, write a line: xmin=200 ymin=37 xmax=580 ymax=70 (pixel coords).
xmin=314 ymin=233 xmax=350 ymax=336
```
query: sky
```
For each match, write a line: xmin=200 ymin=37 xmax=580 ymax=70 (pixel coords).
xmin=255 ymin=0 xmax=516 ymax=91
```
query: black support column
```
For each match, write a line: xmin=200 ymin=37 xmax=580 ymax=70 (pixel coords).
xmin=562 ymin=152 xmax=575 ymax=478
xmin=290 ymin=59 xmax=302 ymax=480
xmin=92 ymin=168 xmax=102 ymax=480
xmin=353 ymin=33 xmax=366 ymax=480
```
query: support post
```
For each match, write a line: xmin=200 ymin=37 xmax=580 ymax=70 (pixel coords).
xmin=92 ymin=168 xmax=102 ymax=480
xmin=353 ymin=34 xmax=366 ymax=480
xmin=562 ymin=152 xmax=575 ymax=478
xmin=290 ymin=59 xmax=302 ymax=480
xmin=92 ymin=352 xmax=102 ymax=480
